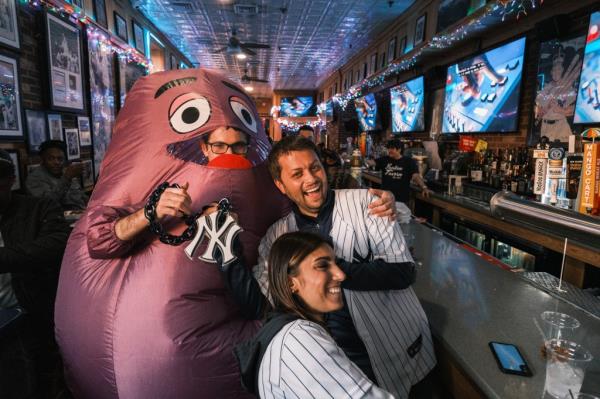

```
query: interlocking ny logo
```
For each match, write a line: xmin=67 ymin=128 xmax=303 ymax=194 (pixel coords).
xmin=184 ymin=211 xmax=242 ymax=266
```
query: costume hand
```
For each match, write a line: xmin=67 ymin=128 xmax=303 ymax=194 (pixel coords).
xmin=367 ymin=188 xmax=397 ymax=221
xmin=64 ymin=163 xmax=84 ymax=179
xmin=155 ymin=182 xmax=192 ymax=220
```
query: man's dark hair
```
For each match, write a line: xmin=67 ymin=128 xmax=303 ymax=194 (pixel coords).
xmin=268 ymin=135 xmax=318 ymax=181
xmin=39 ymin=140 xmax=67 ymax=156
xmin=298 ymin=125 xmax=314 ymax=133
xmin=386 ymin=139 xmax=403 ymax=152
xmin=0 ymin=149 xmax=15 ymax=179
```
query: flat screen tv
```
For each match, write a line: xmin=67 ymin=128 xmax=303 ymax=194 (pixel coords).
xmin=279 ymin=96 xmax=317 ymax=117
xmin=442 ymin=37 xmax=526 ymax=133
xmin=391 ymin=76 xmax=425 ymax=133
xmin=354 ymin=93 xmax=378 ymax=131
xmin=574 ymin=11 xmax=600 ymax=124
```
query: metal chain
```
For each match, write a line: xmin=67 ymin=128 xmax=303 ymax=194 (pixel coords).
xmin=144 ymin=182 xmax=201 ymax=246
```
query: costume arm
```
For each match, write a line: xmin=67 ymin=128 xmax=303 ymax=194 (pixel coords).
xmin=87 ymin=205 xmax=142 ymax=259
xmin=0 ymin=199 xmax=69 ymax=273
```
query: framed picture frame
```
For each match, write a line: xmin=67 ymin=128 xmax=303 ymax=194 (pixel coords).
xmin=114 ymin=12 xmax=128 ymax=42
xmin=387 ymin=37 xmax=397 ymax=65
xmin=64 ymin=128 xmax=80 ymax=160
xmin=80 ymin=159 xmax=94 ymax=188
xmin=92 ymin=0 xmax=108 ymax=28
xmin=0 ymin=53 xmax=23 ymax=139
xmin=0 ymin=0 xmax=20 ymax=49
xmin=45 ymin=12 xmax=85 ymax=113
xmin=399 ymin=36 xmax=407 ymax=56
xmin=7 ymin=150 xmax=20 ymax=190
xmin=370 ymin=53 xmax=377 ymax=74
xmin=25 ymin=109 xmax=47 ymax=152
xmin=414 ymin=13 xmax=427 ymax=47
xmin=47 ymin=113 xmax=63 ymax=140
xmin=77 ymin=116 xmax=92 ymax=146
xmin=132 ymin=20 xmax=145 ymax=54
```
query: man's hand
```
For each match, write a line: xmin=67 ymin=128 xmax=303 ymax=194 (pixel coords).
xmin=155 ymin=182 xmax=192 ymax=220
xmin=367 ymin=188 xmax=397 ymax=221
xmin=421 ymin=186 xmax=431 ymax=198
xmin=64 ymin=163 xmax=84 ymax=179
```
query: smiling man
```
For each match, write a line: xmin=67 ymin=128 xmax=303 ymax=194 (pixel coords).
xmin=250 ymin=135 xmax=437 ymax=399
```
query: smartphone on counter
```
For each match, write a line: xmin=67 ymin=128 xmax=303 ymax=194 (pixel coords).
xmin=489 ymin=341 xmax=532 ymax=377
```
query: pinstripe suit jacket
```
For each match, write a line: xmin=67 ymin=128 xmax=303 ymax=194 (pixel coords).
xmin=254 ymin=189 xmax=436 ymax=399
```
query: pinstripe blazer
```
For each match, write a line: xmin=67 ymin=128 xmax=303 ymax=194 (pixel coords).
xmin=254 ymin=189 xmax=436 ymax=399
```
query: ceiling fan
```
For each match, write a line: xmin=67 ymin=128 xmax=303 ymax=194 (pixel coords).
xmin=241 ymin=68 xmax=268 ymax=83
xmin=213 ymin=29 xmax=270 ymax=57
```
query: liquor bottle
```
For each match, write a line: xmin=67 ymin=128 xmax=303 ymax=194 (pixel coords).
xmin=470 ymin=152 xmax=483 ymax=183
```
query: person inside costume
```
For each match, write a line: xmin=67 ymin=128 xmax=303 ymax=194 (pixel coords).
xmin=234 ymin=231 xmax=394 ymax=398
xmin=54 ymin=68 xmax=396 ymax=399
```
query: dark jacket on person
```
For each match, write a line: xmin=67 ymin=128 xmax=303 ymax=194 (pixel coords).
xmin=0 ymin=194 xmax=70 ymax=321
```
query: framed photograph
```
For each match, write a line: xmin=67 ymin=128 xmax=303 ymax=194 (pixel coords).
xmin=77 ymin=116 xmax=92 ymax=145
xmin=116 ymin=56 xmax=147 ymax=110
xmin=47 ymin=113 xmax=63 ymax=140
xmin=399 ymin=36 xmax=407 ymax=56
xmin=46 ymin=12 xmax=85 ymax=112
xmin=0 ymin=0 xmax=20 ymax=49
xmin=25 ymin=109 xmax=47 ymax=152
xmin=80 ymin=159 xmax=94 ymax=188
xmin=64 ymin=128 xmax=80 ymax=160
xmin=88 ymin=33 xmax=116 ymax=177
xmin=414 ymin=13 xmax=427 ymax=47
xmin=170 ymin=54 xmax=177 ymax=70
xmin=7 ymin=150 xmax=20 ymax=190
xmin=370 ymin=53 xmax=377 ymax=74
xmin=387 ymin=37 xmax=396 ymax=65
xmin=0 ymin=53 xmax=23 ymax=139
xmin=114 ymin=12 xmax=128 ymax=42
xmin=132 ymin=20 xmax=145 ymax=54
xmin=92 ymin=0 xmax=107 ymax=28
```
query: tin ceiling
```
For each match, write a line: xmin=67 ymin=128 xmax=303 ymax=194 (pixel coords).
xmin=136 ymin=0 xmax=416 ymax=98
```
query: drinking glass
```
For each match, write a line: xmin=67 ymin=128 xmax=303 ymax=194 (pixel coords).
xmin=544 ymin=339 xmax=593 ymax=399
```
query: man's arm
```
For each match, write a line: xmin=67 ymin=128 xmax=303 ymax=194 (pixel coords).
xmin=411 ymin=172 xmax=430 ymax=198
xmin=338 ymin=258 xmax=415 ymax=291
xmin=0 ymin=199 xmax=69 ymax=273
xmin=26 ymin=170 xmax=70 ymax=204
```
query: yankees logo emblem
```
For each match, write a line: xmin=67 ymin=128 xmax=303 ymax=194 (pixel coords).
xmin=184 ymin=207 xmax=242 ymax=266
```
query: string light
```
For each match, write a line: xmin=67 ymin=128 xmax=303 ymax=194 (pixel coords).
xmin=331 ymin=0 xmax=544 ymax=110
xmin=276 ymin=117 xmax=326 ymax=132
xmin=23 ymin=0 xmax=151 ymax=70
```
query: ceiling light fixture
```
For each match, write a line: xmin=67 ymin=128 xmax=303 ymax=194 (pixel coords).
xmin=236 ymin=53 xmax=247 ymax=60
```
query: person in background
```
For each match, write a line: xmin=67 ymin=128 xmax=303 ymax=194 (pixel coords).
xmin=370 ymin=139 xmax=430 ymax=205
xmin=235 ymin=232 xmax=394 ymax=398
xmin=0 ymin=149 xmax=70 ymax=399
xmin=298 ymin=125 xmax=315 ymax=141
xmin=25 ymin=140 xmax=88 ymax=211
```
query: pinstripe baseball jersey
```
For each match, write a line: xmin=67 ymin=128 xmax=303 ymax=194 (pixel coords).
xmin=254 ymin=189 xmax=436 ymax=399
xmin=258 ymin=319 xmax=394 ymax=399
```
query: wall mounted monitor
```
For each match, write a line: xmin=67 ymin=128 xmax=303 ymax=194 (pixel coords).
xmin=391 ymin=76 xmax=425 ymax=133
xmin=279 ymin=96 xmax=317 ymax=117
xmin=574 ymin=11 xmax=600 ymax=124
xmin=442 ymin=37 xmax=526 ymax=133
xmin=354 ymin=93 xmax=378 ymax=131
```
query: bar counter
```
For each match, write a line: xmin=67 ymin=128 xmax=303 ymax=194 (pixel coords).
xmin=405 ymin=220 xmax=600 ymax=398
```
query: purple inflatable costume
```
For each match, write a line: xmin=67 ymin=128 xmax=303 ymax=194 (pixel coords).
xmin=55 ymin=69 xmax=289 ymax=398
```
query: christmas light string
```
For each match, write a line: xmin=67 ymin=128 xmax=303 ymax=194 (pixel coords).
xmin=21 ymin=0 xmax=151 ymax=71
xmin=330 ymin=0 xmax=544 ymax=110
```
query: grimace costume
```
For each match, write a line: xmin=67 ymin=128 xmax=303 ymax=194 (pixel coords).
xmin=54 ymin=69 xmax=289 ymax=398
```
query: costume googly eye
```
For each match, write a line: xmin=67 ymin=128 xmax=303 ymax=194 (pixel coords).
xmin=169 ymin=96 xmax=211 ymax=134
xmin=229 ymin=99 xmax=257 ymax=133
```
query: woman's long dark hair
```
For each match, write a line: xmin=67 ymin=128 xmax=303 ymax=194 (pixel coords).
xmin=268 ymin=232 xmax=332 ymax=324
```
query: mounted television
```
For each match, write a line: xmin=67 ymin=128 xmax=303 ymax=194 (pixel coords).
xmin=391 ymin=76 xmax=425 ymax=133
xmin=574 ymin=11 xmax=600 ymax=124
xmin=280 ymin=96 xmax=317 ymax=117
xmin=354 ymin=93 xmax=378 ymax=131
xmin=442 ymin=37 xmax=526 ymax=133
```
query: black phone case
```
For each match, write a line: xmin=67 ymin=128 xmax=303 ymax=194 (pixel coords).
xmin=489 ymin=341 xmax=533 ymax=377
